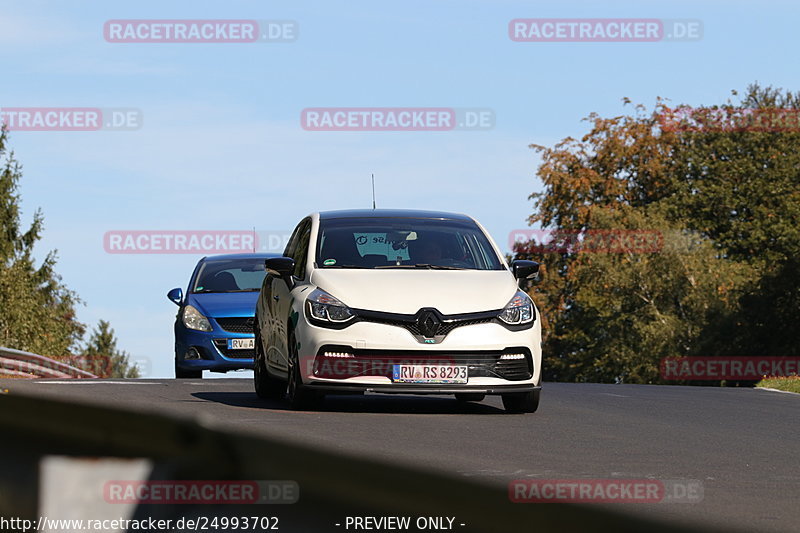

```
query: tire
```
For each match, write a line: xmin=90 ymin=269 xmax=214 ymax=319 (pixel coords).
xmin=502 ymin=389 xmax=540 ymax=413
xmin=254 ymin=329 xmax=283 ymax=400
xmin=455 ymin=393 xmax=485 ymax=403
xmin=286 ymin=330 xmax=322 ymax=410
xmin=175 ymin=364 xmax=202 ymax=379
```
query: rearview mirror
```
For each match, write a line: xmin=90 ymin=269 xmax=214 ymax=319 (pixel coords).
xmin=167 ymin=288 xmax=183 ymax=305
xmin=511 ymin=260 xmax=539 ymax=280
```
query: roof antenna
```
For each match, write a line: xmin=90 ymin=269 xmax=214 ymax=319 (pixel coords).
xmin=371 ymin=173 xmax=377 ymax=209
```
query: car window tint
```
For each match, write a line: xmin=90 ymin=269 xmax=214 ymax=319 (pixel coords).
xmin=316 ymin=217 xmax=503 ymax=270
xmin=283 ymin=218 xmax=309 ymax=259
xmin=292 ymin=221 xmax=312 ymax=279
xmin=192 ymin=259 xmax=267 ymax=292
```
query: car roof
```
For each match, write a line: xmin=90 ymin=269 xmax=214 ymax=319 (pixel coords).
xmin=200 ymin=252 xmax=279 ymax=262
xmin=318 ymin=209 xmax=472 ymax=221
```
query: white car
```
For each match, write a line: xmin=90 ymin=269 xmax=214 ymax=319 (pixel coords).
xmin=253 ymin=209 xmax=542 ymax=413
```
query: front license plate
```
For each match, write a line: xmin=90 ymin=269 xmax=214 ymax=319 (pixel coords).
xmin=227 ymin=338 xmax=255 ymax=350
xmin=392 ymin=365 xmax=468 ymax=384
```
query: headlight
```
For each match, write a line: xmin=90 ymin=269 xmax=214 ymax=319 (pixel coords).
xmin=306 ymin=288 xmax=355 ymax=323
xmin=183 ymin=305 xmax=212 ymax=331
xmin=498 ymin=290 xmax=534 ymax=325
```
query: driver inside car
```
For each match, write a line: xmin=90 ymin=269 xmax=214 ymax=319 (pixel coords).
xmin=409 ymin=235 xmax=445 ymax=264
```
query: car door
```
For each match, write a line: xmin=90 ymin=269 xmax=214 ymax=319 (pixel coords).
xmin=266 ymin=218 xmax=311 ymax=374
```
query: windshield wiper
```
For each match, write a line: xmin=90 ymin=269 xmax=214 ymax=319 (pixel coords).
xmin=194 ymin=289 xmax=260 ymax=293
xmin=415 ymin=264 xmax=466 ymax=270
xmin=375 ymin=264 xmax=466 ymax=270
xmin=321 ymin=264 xmax=371 ymax=269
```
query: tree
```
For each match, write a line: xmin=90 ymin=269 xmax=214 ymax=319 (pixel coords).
xmin=78 ymin=320 xmax=140 ymax=378
xmin=0 ymin=128 xmax=85 ymax=356
xmin=523 ymin=206 xmax=751 ymax=383
xmin=524 ymin=84 xmax=800 ymax=383
xmin=666 ymin=85 xmax=800 ymax=358
xmin=1 ymin=128 xmax=140 ymax=376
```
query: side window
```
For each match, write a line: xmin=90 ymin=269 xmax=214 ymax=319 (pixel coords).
xmin=283 ymin=221 xmax=305 ymax=259
xmin=291 ymin=220 xmax=312 ymax=279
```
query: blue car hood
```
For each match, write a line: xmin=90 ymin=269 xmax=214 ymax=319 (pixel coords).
xmin=187 ymin=291 xmax=259 ymax=318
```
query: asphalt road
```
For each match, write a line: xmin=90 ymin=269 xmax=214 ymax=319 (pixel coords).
xmin=2 ymin=378 xmax=798 ymax=532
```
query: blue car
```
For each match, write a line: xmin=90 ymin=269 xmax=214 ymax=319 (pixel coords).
xmin=167 ymin=253 xmax=277 ymax=378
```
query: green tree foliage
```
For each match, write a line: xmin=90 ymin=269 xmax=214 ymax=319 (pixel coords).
xmin=667 ymin=85 xmax=800 ymax=358
xmin=0 ymin=129 xmax=85 ymax=356
xmin=78 ymin=320 xmax=140 ymax=378
xmin=1 ymin=129 xmax=139 ymax=376
xmin=525 ymin=84 xmax=800 ymax=383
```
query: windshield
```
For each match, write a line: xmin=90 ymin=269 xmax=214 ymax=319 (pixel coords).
xmin=315 ymin=217 xmax=504 ymax=270
xmin=192 ymin=258 xmax=267 ymax=293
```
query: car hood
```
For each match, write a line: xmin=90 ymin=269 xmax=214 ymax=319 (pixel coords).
xmin=186 ymin=291 xmax=259 ymax=318
xmin=309 ymin=269 xmax=518 ymax=315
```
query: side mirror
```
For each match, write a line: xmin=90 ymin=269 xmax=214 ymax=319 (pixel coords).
xmin=265 ymin=257 xmax=296 ymax=283
xmin=511 ymin=260 xmax=539 ymax=280
xmin=167 ymin=288 xmax=183 ymax=305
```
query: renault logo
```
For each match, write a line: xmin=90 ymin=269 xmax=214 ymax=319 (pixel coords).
xmin=417 ymin=310 xmax=441 ymax=338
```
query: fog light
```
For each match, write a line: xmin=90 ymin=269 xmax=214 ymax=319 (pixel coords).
xmin=185 ymin=347 xmax=202 ymax=360
xmin=323 ymin=351 xmax=354 ymax=358
xmin=500 ymin=353 xmax=525 ymax=360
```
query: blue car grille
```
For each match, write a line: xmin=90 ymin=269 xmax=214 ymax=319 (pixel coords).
xmin=212 ymin=339 xmax=254 ymax=359
xmin=215 ymin=317 xmax=255 ymax=334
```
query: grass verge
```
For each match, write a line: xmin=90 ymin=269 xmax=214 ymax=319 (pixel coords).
xmin=757 ymin=376 xmax=800 ymax=393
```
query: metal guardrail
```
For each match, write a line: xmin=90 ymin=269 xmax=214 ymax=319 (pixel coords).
xmin=0 ymin=346 xmax=97 ymax=378
xmin=0 ymin=391 xmax=716 ymax=533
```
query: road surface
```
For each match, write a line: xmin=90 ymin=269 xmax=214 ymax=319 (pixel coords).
xmin=2 ymin=379 xmax=797 ymax=532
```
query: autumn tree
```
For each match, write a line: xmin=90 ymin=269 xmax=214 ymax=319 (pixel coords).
xmin=524 ymin=84 xmax=799 ymax=383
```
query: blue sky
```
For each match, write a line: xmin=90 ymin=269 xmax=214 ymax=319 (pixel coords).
xmin=1 ymin=0 xmax=796 ymax=377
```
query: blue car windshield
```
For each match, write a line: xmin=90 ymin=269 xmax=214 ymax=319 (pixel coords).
xmin=192 ymin=259 xmax=267 ymax=293
xmin=316 ymin=217 xmax=505 ymax=270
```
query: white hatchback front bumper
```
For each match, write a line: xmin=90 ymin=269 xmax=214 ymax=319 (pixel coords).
xmin=294 ymin=309 xmax=542 ymax=395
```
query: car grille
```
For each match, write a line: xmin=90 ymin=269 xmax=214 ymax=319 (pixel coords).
xmin=355 ymin=309 xmax=498 ymax=339
xmin=312 ymin=347 xmax=533 ymax=381
xmin=213 ymin=339 xmax=254 ymax=359
xmin=408 ymin=317 xmax=495 ymax=337
xmin=215 ymin=317 xmax=255 ymax=334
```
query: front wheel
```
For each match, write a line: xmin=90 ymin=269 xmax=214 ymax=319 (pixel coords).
xmin=286 ymin=331 xmax=322 ymax=410
xmin=254 ymin=330 xmax=283 ymax=400
xmin=502 ymin=389 xmax=540 ymax=413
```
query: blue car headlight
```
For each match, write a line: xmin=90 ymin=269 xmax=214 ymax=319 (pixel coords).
xmin=183 ymin=305 xmax=212 ymax=332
